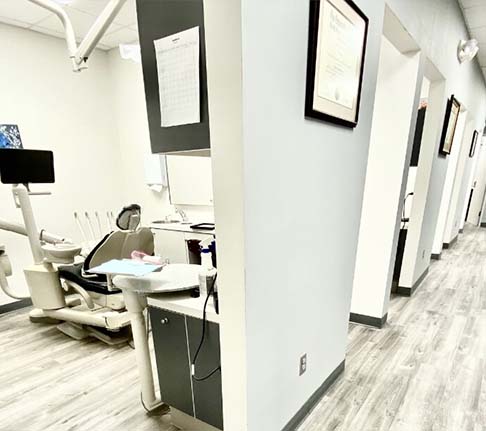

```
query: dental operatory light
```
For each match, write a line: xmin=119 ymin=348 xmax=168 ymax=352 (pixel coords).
xmin=27 ymin=0 xmax=127 ymax=72
xmin=457 ymin=39 xmax=479 ymax=64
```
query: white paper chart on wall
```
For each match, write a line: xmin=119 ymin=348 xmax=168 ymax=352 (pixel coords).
xmin=154 ymin=26 xmax=201 ymax=128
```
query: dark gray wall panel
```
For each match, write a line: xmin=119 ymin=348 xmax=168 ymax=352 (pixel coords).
xmin=136 ymin=0 xmax=210 ymax=154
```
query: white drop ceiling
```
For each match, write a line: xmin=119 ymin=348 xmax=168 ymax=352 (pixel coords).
xmin=0 ymin=0 xmax=138 ymax=50
xmin=458 ymin=0 xmax=486 ymax=80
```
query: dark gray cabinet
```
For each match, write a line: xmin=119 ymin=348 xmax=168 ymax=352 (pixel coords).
xmin=136 ymin=0 xmax=210 ymax=154
xmin=187 ymin=316 xmax=223 ymax=430
xmin=150 ymin=306 xmax=223 ymax=430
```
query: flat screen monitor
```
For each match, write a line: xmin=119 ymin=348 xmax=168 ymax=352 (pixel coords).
xmin=0 ymin=148 xmax=55 ymax=184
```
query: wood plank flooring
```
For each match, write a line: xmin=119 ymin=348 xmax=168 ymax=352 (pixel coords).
xmin=298 ymin=224 xmax=486 ymax=431
xmin=0 ymin=225 xmax=485 ymax=430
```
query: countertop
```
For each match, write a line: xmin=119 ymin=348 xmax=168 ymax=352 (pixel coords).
xmin=150 ymin=221 xmax=215 ymax=236
xmin=148 ymin=291 xmax=219 ymax=324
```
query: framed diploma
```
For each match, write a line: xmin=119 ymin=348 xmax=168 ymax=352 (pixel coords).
xmin=439 ymin=95 xmax=461 ymax=156
xmin=305 ymin=0 xmax=369 ymax=128
xmin=469 ymin=130 xmax=479 ymax=158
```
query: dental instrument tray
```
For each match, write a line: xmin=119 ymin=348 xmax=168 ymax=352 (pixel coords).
xmin=190 ymin=222 xmax=215 ymax=231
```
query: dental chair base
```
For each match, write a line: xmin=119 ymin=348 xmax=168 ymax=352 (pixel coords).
xmin=24 ymin=262 xmax=131 ymax=343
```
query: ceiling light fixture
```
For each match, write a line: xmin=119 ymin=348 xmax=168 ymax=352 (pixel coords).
xmin=458 ymin=39 xmax=479 ymax=64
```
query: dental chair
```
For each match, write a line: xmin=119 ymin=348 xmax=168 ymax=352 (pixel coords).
xmin=0 ymin=147 xmax=153 ymax=344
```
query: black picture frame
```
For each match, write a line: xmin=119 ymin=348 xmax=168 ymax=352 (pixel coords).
xmin=439 ymin=95 xmax=461 ymax=156
xmin=469 ymin=130 xmax=479 ymax=158
xmin=305 ymin=0 xmax=369 ymax=128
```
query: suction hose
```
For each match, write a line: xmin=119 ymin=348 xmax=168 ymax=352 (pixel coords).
xmin=0 ymin=253 xmax=30 ymax=300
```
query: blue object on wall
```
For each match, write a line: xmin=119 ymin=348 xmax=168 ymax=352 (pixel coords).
xmin=0 ymin=125 xmax=23 ymax=149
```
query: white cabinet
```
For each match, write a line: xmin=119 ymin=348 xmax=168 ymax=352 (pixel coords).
xmin=153 ymin=229 xmax=214 ymax=264
xmin=166 ymin=155 xmax=214 ymax=206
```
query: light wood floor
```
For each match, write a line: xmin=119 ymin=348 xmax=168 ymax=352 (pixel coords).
xmin=0 ymin=225 xmax=485 ymax=430
xmin=299 ymin=224 xmax=486 ymax=431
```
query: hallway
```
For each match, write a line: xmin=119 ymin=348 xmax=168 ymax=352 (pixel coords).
xmin=299 ymin=224 xmax=486 ymax=430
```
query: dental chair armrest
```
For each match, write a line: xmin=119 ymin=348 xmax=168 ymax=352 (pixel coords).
xmin=63 ymin=280 xmax=95 ymax=310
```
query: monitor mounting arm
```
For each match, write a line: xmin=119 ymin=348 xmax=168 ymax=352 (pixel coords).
xmin=27 ymin=0 xmax=128 ymax=72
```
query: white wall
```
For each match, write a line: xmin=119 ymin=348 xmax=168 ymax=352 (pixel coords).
xmin=467 ymin=137 xmax=486 ymax=225
xmin=443 ymin=118 xmax=475 ymax=243
xmin=432 ymin=112 xmax=467 ymax=254
xmin=204 ymin=0 xmax=247 ymax=428
xmin=0 ymin=24 xmax=126 ymax=305
xmin=205 ymin=0 xmax=386 ymax=428
xmin=400 ymin=76 xmax=446 ymax=285
xmin=205 ymin=0 xmax=486 ymax=428
xmin=351 ymin=36 xmax=420 ymax=319
xmin=241 ymin=0 xmax=385 ymax=426
xmin=458 ymin=133 xmax=481 ymax=230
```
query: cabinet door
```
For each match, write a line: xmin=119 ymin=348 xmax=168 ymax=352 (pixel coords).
xmin=150 ymin=307 xmax=194 ymax=417
xmin=153 ymin=230 xmax=188 ymax=263
xmin=186 ymin=317 xmax=223 ymax=430
xmin=166 ymin=155 xmax=214 ymax=206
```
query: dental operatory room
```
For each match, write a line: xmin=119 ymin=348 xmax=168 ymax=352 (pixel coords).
xmin=3 ymin=0 xmax=486 ymax=430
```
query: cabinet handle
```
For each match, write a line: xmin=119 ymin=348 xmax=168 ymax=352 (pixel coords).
xmin=161 ymin=318 xmax=169 ymax=325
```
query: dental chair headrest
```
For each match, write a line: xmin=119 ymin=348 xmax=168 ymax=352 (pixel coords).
xmin=116 ymin=204 xmax=141 ymax=231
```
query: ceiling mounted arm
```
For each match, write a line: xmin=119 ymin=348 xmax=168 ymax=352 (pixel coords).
xmin=27 ymin=0 xmax=128 ymax=72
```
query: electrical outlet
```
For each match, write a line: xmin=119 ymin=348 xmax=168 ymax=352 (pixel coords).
xmin=299 ymin=354 xmax=307 ymax=376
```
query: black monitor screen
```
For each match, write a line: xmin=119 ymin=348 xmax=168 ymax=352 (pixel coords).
xmin=0 ymin=149 xmax=55 ymax=184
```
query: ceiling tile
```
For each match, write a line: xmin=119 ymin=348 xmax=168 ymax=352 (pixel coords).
xmin=69 ymin=0 xmax=136 ymax=26
xmin=29 ymin=25 xmax=65 ymax=39
xmin=476 ymin=48 xmax=486 ymax=64
xmin=0 ymin=0 xmax=51 ymax=25
xmin=34 ymin=7 xmax=122 ymax=38
xmin=470 ymin=26 xmax=486 ymax=43
xmin=113 ymin=0 xmax=137 ymax=26
xmin=67 ymin=0 xmax=108 ymax=16
xmin=464 ymin=6 xmax=486 ymax=29
xmin=0 ymin=16 xmax=31 ymax=29
xmin=99 ymin=26 xmax=138 ymax=48
xmin=459 ymin=0 xmax=485 ymax=8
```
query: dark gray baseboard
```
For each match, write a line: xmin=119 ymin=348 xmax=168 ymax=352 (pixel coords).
xmin=481 ymin=222 xmax=486 ymax=228
xmin=282 ymin=360 xmax=345 ymax=431
xmin=431 ymin=253 xmax=441 ymax=260
xmin=396 ymin=267 xmax=429 ymax=297
xmin=0 ymin=298 xmax=32 ymax=315
xmin=443 ymin=235 xmax=458 ymax=250
xmin=349 ymin=312 xmax=387 ymax=329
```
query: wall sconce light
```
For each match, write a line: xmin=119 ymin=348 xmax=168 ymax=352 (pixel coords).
xmin=458 ymin=39 xmax=479 ymax=64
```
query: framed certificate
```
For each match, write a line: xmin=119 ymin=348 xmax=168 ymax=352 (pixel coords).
xmin=305 ymin=0 xmax=369 ymax=128
xmin=469 ymin=130 xmax=479 ymax=158
xmin=439 ymin=95 xmax=461 ymax=156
